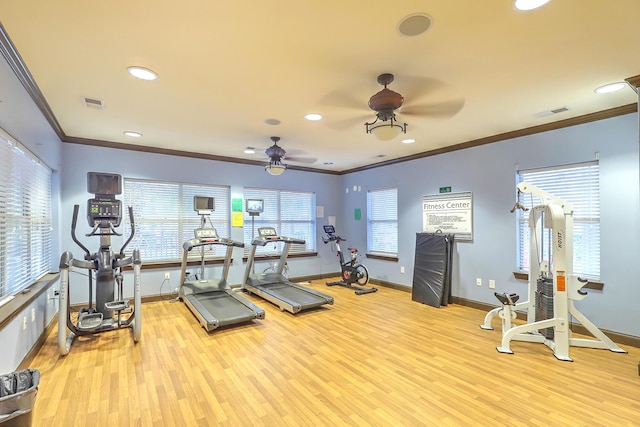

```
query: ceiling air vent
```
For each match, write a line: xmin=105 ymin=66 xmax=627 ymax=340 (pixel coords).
xmin=534 ymin=106 xmax=569 ymax=118
xmin=83 ymin=97 xmax=104 ymax=110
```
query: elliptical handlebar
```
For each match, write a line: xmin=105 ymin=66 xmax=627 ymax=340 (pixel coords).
xmin=120 ymin=206 xmax=136 ymax=257
xmin=71 ymin=204 xmax=91 ymax=259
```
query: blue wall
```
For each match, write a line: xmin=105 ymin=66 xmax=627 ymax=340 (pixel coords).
xmin=342 ymin=113 xmax=640 ymax=336
xmin=2 ymin=46 xmax=640 ymax=373
xmin=59 ymin=143 xmax=343 ymax=303
xmin=0 ymin=51 xmax=63 ymax=373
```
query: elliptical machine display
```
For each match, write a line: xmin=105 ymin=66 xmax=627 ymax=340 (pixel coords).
xmin=57 ymin=172 xmax=142 ymax=355
xmin=322 ymin=225 xmax=377 ymax=295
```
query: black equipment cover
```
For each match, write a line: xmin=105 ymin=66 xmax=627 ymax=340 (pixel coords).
xmin=411 ymin=232 xmax=454 ymax=308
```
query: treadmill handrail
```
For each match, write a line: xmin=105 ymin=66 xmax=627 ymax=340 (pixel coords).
xmin=251 ymin=235 xmax=306 ymax=246
xmin=183 ymin=237 xmax=244 ymax=251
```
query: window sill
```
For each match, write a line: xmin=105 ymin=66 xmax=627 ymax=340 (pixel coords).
xmin=0 ymin=273 xmax=59 ymax=330
xmin=365 ymin=253 xmax=398 ymax=262
xmin=242 ymin=252 xmax=318 ymax=263
xmin=124 ymin=258 xmax=230 ymax=270
xmin=512 ymin=271 xmax=604 ymax=291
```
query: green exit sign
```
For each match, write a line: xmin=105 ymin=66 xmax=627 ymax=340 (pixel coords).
xmin=439 ymin=186 xmax=451 ymax=193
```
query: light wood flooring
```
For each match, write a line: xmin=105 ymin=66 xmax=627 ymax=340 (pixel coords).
xmin=25 ymin=279 xmax=640 ymax=426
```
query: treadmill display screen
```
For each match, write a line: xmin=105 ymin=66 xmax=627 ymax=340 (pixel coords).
xmin=258 ymin=227 xmax=277 ymax=237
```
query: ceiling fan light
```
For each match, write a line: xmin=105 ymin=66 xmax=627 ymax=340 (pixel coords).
xmin=265 ymin=163 xmax=287 ymax=176
xmin=372 ymin=125 xmax=403 ymax=141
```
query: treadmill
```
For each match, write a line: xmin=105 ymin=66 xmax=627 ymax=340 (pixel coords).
xmin=242 ymin=227 xmax=334 ymax=314
xmin=178 ymin=197 xmax=264 ymax=331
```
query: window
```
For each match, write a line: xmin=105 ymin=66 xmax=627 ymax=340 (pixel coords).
xmin=243 ymin=188 xmax=315 ymax=257
xmin=123 ymin=179 xmax=230 ymax=262
xmin=517 ymin=161 xmax=600 ymax=279
xmin=367 ymin=188 xmax=398 ymax=256
xmin=0 ymin=130 xmax=52 ymax=298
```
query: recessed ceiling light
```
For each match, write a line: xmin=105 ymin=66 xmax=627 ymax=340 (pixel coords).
xmin=401 ymin=138 xmax=416 ymax=144
xmin=594 ymin=82 xmax=627 ymax=94
xmin=244 ymin=147 xmax=256 ymax=154
xmin=323 ymin=162 xmax=334 ymax=165
xmin=304 ymin=113 xmax=322 ymax=121
xmin=123 ymin=131 xmax=142 ymax=137
xmin=514 ymin=0 xmax=551 ymax=11
xmin=126 ymin=66 xmax=158 ymax=81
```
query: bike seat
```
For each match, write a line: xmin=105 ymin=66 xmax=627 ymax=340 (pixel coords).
xmin=348 ymin=248 xmax=357 ymax=253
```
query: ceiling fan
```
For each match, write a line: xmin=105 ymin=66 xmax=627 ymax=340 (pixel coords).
xmin=321 ymin=73 xmax=465 ymax=132
xmin=364 ymin=73 xmax=407 ymax=139
xmin=367 ymin=73 xmax=404 ymax=122
xmin=264 ymin=136 xmax=317 ymax=175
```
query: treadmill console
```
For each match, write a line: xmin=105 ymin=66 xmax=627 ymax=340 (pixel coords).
xmin=195 ymin=227 xmax=219 ymax=240
xmin=258 ymin=227 xmax=278 ymax=238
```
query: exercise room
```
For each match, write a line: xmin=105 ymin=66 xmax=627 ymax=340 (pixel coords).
xmin=1 ymin=1 xmax=639 ymax=426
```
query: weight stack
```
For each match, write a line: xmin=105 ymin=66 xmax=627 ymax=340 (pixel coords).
xmin=535 ymin=277 xmax=554 ymax=339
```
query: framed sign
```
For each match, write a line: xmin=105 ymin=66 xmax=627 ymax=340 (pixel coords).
xmin=422 ymin=191 xmax=473 ymax=241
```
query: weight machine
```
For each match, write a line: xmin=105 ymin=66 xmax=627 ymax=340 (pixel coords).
xmin=480 ymin=182 xmax=626 ymax=361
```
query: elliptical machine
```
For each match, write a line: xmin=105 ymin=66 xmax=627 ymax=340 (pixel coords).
xmin=322 ymin=225 xmax=377 ymax=295
xmin=58 ymin=172 xmax=142 ymax=355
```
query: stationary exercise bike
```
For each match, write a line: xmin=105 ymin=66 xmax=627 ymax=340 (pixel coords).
xmin=322 ymin=225 xmax=377 ymax=295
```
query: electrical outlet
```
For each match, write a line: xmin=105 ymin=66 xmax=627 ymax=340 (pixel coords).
xmin=31 ymin=308 xmax=35 ymax=322
xmin=489 ymin=280 xmax=496 ymax=289
xmin=476 ymin=278 xmax=482 ymax=287
xmin=22 ymin=316 xmax=27 ymax=330
xmin=400 ymin=266 xmax=405 ymax=274
xmin=164 ymin=272 xmax=170 ymax=280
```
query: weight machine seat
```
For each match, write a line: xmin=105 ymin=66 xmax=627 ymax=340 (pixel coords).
xmin=494 ymin=292 xmax=519 ymax=306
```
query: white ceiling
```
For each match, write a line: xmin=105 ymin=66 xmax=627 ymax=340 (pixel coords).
xmin=1 ymin=0 xmax=639 ymax=173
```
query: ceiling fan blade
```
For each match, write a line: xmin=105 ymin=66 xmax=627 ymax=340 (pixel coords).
xmin=285 ymin=155 xmax=317 ymax=164
xmin=397 ymin=74 xmax=463 ymax=102
xmin=318 ymin=90 xmax=365 ymax=110
xmin=400 ymin=98 xmax=465 ymax=118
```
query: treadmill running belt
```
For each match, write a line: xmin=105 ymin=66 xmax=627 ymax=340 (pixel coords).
xmin=185 ymin=292 xmax=259 ymax=327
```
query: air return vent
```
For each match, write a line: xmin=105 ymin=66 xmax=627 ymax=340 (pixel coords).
xmin=83 ymin=97 xmax=104 ymax=110
xmin=534 ymin=106 xmax=569 ymax=118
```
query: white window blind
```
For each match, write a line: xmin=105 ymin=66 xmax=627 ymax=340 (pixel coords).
xmin=0 ymin=130 xmax=52 ymax=297
xmin=517 ymin=161 xmax=600 ymax=279
xmin=367 ymin=187 xmax=398 ymax=256
xmin=243 ymin=188 xmax=315 ymax=257
xmin=123 ymin=179 xmax=230 ymax=261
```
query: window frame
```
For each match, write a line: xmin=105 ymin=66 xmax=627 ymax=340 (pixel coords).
xmin=123 ymin=178 xmax=231 ymax=263
xmin=366 ymin=187 xmax=398 ymax=257
xmin=516 ymin=161 xmax=600 ymax=279
xmin=242 ymin=187 xmax=316 ymax=257
xmin=0 ymin=129 xmax=53 ymax=300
